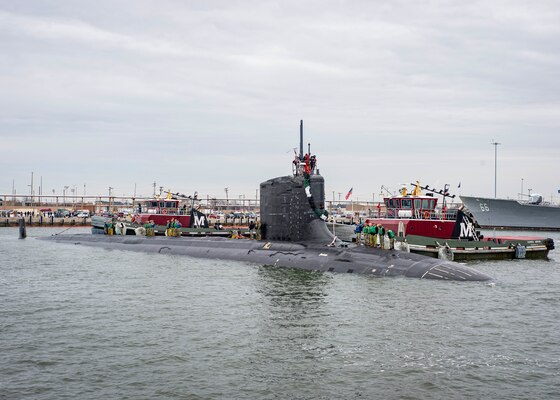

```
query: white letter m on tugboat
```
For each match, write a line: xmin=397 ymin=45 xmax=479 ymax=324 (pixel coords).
xmin=193 ymin=214 xmax=207 ymax=227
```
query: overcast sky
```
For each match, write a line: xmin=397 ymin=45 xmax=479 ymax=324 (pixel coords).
xmin=2 ymin=0 xmax=559 ymax=203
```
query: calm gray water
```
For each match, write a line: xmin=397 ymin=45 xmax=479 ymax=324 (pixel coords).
xmin=2 ymin=227 xmax=560 ymax=399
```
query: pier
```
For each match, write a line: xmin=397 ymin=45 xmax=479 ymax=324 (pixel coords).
xmin=1 ymin=216 xmax=91 ymax=227
xmin=0 ymin=192 xmax=390 ymax=227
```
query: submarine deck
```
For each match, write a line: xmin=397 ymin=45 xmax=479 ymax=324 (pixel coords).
xmin=39 ymin=234 xmax=493 ymax=282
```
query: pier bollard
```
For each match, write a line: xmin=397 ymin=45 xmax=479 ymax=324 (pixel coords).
xmin=19 ymin=218 xmax=26 ymax=239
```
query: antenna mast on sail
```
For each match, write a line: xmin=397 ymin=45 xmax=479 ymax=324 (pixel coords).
xmin=299 ymin=120 xmax=304 ymax=161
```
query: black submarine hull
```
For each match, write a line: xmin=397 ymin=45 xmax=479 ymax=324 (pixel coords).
xmin=39 ymin=231 xmax=492 ymax=281
xmin=38 ymin=124 xmax=493 ymax=282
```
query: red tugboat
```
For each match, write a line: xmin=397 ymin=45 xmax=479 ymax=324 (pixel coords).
xmin=133 ymin=194 xmax=191 ymax=227
xmin=92 ymin=191 xmax=210 ymax=236
xmin=366 ymin=182 xmax=476 ymax=240
xmin=128 ymin=191 xmax=210 ymax=235
xmin=363 ymin=182 xmax=554 ymax=260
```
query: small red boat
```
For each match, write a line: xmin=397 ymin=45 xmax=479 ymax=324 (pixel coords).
xmin=366 ymin=182 xmax=477 ymax=240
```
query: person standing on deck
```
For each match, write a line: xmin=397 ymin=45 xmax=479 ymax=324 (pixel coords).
xmin=166 ymin=219 xmax=172 ymax=236
xmin=248 ymin=220 xmax=256 ymax=239
xmin=369 ymin=222 xmax=377 ymax=247
xmin=255 ymin=220 xmax=262 ymax=240
xmin=371 ymin=223 xmax=380 ymax=247
xmin=377 ymin=224 xmax=386 ymax=248
xmin=363 ymin=222 xmax=371 ymax=246
xmin=354 ymin=222 xmax=364 ymax=246
xmin=175 ymin=219 xmax=182 ymax=237
xmin=387 ymin=229 xmax=395 ymax=249
xmin=144 ymin=221 xmax=151 ymax=236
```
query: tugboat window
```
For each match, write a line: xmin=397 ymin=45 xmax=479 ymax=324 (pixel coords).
xmin=401 ymin=199 xmax=412 ymax=209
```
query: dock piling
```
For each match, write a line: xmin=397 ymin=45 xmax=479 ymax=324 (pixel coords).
xmin=18 ymin=218 xmax=26 ymax=239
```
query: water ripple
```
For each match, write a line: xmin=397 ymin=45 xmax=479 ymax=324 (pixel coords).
xmin=1 ymin=227 xmax=560 ymax=399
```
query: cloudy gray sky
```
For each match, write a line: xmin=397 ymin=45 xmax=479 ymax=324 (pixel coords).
xmin=2 ymin=0 xmax=559 ymax=203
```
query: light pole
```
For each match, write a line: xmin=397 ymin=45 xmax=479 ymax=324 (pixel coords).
xmin=108 ymin=187 xmax=114 ymax=212
xmin=492 ymin=140 xmax=501 ymax=198
xmin=63 ymin=186 xmax=69 ymax=206
xmin=30 ymin=172 xmax=34 ymax=205
xmin=332 ymin=191 xmax=335 ymax=235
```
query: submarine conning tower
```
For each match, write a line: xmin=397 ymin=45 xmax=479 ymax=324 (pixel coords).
xmin=259 ymin=121 xmax=336 ymax=243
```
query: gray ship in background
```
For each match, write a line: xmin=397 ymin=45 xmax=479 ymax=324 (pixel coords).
xmin=460 ymin=194 xmax=560 ymax=230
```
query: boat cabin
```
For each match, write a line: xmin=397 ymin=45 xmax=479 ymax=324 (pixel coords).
xmin=133 ymin=196 xmax=191 ymax=227
xmin=385 ymin=196 xmax=439 ymax=219
xmin=140 ymin=198 xmax=188 ymax=215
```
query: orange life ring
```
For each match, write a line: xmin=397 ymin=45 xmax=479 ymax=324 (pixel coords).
xmin=423 ymin=211 xmax=430 ymax=219
xmin=161 ymin=208 xmax=168 ymax=214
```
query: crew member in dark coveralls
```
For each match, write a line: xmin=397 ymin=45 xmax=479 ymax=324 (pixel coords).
xmin=248 ymin=220 xmax=256 ymax=239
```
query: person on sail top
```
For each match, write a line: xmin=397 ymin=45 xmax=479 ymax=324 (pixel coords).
xmin=304 ymin=155 xmax=311 ymax=175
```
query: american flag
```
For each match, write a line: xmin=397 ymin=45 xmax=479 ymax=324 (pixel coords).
xmin=345 ymin=187 xmax=353 ymax=200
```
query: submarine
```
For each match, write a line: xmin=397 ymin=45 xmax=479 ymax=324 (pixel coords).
xmin=40 ymin=122 xmax=492 ymax=282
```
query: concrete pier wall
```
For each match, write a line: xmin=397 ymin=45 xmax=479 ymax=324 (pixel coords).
xmin=0 ymin=216 xmax=91 ymax=227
